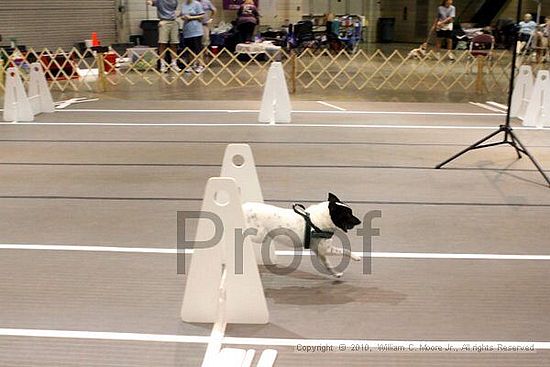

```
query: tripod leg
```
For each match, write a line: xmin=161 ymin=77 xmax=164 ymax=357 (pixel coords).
xmin=508 ymin=133 xmax=523 ymax=159
xmin=509 ymin=130 xmax=550 ymax=187
xmin=436 ymin=128 xmax=503 ymax=169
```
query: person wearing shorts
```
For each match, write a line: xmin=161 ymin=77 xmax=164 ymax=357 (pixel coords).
xmin=197 ymin=0 xmax=217 ymax=48
xmin=146 ymin=0 xmax=181 ymax=72
xmin=517 ymin=13 xmax=537 ymax=53
xmin=181 ymin=0 xmax=205 ymax=72
xmin=435 ymin=0 xmax=456 ymax=60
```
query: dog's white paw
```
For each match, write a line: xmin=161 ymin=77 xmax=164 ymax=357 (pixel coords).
xmin=332 ymin=272 xmax=344 ymax=278
xmin=351 ymin=254 xmax=362 ymax=261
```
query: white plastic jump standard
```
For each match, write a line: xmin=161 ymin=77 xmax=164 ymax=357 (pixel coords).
xmin=221 ymin=144 xmax=264 ymax=203
xmin=259 ymin=62 xmax=292 ymax=124
xmin=181 ymin=177 xmax=269 ymax=325
xmin=28 ymin=63 xmax=55 ymax=115
xmin=220 ymin=144 xmax=277 ymax=265
xmin=2 ymin=63 xmax=54 ymax=123
xmin=524 ymin=70 xmax=550 ymax=128
xmin=3 ymin=67 xmax=34 ymax=122
xmin=511 ymin=65 xmax=533 ymax=119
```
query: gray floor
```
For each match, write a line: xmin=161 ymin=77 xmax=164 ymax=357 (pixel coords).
xmin=1 ymin=101 xmax=549 ymax=366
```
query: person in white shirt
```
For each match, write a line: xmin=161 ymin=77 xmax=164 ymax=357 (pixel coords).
xmin=435 ymin=0 xmax=456 ymax=60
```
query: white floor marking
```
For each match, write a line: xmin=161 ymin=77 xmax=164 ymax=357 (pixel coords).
xmin=52 ymin=108 xmax=504 ymax=116
xmin=1 ymin=122 xmax=534 ymax=130
xmin=1 ymin=244 xmax=549 ymax=260
xmin=486 ymin=101 xmax=509 ymax=111
xmin=469 ymin=102 xmax=505 ymax=113
xmin=316 ymin=101 xmax=347 ymax=111
xmin=0 ymin=328 xmax=548 ymax=350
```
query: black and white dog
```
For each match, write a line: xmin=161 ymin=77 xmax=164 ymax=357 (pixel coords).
xmin=243 ymin=193 xmax=362 ymax=277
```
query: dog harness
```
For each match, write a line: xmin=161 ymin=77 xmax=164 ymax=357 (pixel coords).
xmin=292 ymin=203 xmax=334 ymax=249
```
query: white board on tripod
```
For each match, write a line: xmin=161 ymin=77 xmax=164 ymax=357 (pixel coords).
xmin=181 ymin=177 xmax=269 ymax=324
xmin=511 ymin=65 xmax=533 ymax=119
xmin=220 ymin=144 xmax=277 ymax=265
xmin=3 ymin=67 xmax=34 ymax=122
xmin=259 ymin=62 xmax=292 ymax=124
xmin=523 ymin=70 xmax=550 ymax=128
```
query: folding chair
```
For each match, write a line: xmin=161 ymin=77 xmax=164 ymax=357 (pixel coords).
xmin=469 ymin=33 xmax=495 ymax=93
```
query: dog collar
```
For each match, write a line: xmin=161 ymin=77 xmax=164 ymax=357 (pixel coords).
xmin=292 ymin=203 xmax=334 ymax=249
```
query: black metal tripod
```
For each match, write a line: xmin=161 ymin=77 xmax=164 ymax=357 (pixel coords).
xmin=435 ymin=0 xmax=550 ymax=187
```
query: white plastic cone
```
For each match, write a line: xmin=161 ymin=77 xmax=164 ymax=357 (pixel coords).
xmin=511 ymin=65 xmax=534 ymax=119
xmin=259 ymin=62 xmax=292 ymax=124
xmin=28 ymin=62 xmax=55 ymax=114
xmin=3 ymin=67 xmax=34 ymax=122
xmin=220 ymin=144 xmax=277 ymax=265
xmin=221 ymin=144 xmax=264 ymax=203
xmin=181 ymin=177 xmax=269 ymax=324
xmin=524 ymin=70 xmax=550 ymax=128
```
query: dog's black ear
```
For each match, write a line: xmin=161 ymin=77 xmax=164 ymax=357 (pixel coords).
xmin=328 ymin=193 xmax=340 ymax=202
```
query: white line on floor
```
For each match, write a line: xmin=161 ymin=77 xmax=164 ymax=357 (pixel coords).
xmin=1 ymin=244 xmax=549 ymax=260
xmin=469 ymin=102 xmax=505 ymax=113
xmin=316 ymin=101 xmax=347 ymax=111
xmin=0 ymin=122 xmax=531 ymax=130
xmin=0 ymin=328 xmax=548 ymax=350
xmin=486 ymin=101 xmax=509 ymax=111
xmin=51 ymin=108 xmax=504 ymax=116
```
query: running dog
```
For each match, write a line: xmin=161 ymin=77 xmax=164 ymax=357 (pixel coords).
xmin=243 ymin=193 xmax=362 ymax=278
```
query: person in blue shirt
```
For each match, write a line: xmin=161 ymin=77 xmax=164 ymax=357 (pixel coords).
xmin=181 ymin=0 xmax=205 ymax=72
xmin=146 ymin=0 xmax=181 ymax=73
xmin=518 ymin=13 xmax=537 ymax=53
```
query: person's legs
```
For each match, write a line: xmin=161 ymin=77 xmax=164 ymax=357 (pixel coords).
xmin=168 ymin=21 xmax=181 ymax=71
xmin=237 ymin=23 xmax=247 ymax=43
xmin=446 ymin=35 xmax=455 ymax=60
xmin=158 ymin=20 xmax=170 ymax=71
xmin=543 ymin=36 xmax=549 ymax=62
xmin=191 ymin=36 xmax=204 ymax=70
xmin=244 ymin=23 xmax=256 ymax=42
xmin=184 ymin=36 xmax=204 ymax=71
xmin=202 ymin=25 xmax=211 ymax=48
xmin=517 ymin=33 xmax=529 ymax=54
xmin=435 ymin=30 xmax=444 ymax=59
xmin=435 ymin=37 xmax=442 ymax=51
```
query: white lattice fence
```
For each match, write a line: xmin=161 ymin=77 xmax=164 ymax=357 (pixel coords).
xmin=0 ymin=47 xmax=515 ymax=95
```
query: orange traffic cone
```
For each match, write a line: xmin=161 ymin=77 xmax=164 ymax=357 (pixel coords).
xmin=91 ymin=32 xmax=100 ymax=47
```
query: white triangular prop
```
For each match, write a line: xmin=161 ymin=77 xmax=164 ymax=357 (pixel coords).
xmin=524 ymin=70 xmax=550 ymax=128
xmin=257 ymin=349 xmax=278 ymax=367
xmin=259 ymin=62 xmax=292 ymax=124
xmin=220 ymin=144 xmax=276 ymax=265
xmin=181 ymin=177 xmax=269 ymax=324
xmin=221 ymin=144 xmax=264 ymax=203
xmin=28 ymin=62 xmax=55 ymax=115
xmin=511 ymin=65 xmax=533 ymax=119
xmin=3 ymin=67 xmax=34 ymax=122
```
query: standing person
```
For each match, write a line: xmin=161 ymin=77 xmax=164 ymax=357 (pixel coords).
xmin=237 ymin=0 xmax=260 ymax=43
xmin=197 ymin=0 xmax=217 ymax=49
xmin=146 ymin=0 xmax=181 ymax=72
xmin=435 ymin=0 xmax=456 ymax=60
xmin=181 ymin=0 xmax=205 ymax=72
xmin=517 ymin=13 xmax=537 ymax=54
